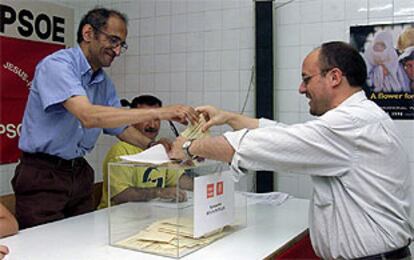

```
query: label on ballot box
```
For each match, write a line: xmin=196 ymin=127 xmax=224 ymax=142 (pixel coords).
xmin=193 ymin=171 xmax=235 ymax=238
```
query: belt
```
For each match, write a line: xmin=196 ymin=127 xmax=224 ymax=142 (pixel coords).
xmin=22 ymin=152 xmax=84 ymax=169
xmin=355 ymin=246 xmax=411 ymax=260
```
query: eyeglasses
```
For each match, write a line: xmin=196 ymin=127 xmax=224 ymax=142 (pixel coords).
xmin=301 ymin=68 xmax=334 ymax=85
xmin=91 ymin=25 xmax=128 ymax=54
xmin=301 ymin=73 xmax=322 ymax=85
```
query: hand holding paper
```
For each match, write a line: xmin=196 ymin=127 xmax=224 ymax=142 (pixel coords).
xmin=180 ymin=114 xmax=210 ymax=139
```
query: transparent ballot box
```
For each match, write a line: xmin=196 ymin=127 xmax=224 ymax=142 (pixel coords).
xmin=107 ymin=160 xmax=247 ymax=258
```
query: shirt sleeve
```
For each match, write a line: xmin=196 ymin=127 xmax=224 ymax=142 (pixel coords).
xmin=223 ymin=129 xmax=249 ymax=180
xmin=35 ymin=55 xmax=85 ymax=112
xmin=224 ymin=119 xmax=354 ymax=177
xmin=258 ymin=118 xmax=288 ymax=128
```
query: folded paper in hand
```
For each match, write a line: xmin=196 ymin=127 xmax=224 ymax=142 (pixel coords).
xmin=181 ymin=114 xmax=210 ymax=139
xmin=120 ymin=144 xmax=171 ymax=164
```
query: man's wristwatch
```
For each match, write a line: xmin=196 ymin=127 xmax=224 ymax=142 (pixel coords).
xmin=182 ymin=139 xmax=196 ymax=160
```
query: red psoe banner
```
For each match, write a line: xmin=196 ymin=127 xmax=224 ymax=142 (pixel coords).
xmin=0 ymin=36 xmax=64 ymax=163
xmin=0 ymin=1 xmax=74 ymax=164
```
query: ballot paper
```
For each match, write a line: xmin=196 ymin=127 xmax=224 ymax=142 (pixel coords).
xmin=115 ymin=217 xmax=231 ymax=257
xmin=181 ymin=114 xmax=210 ymax=139
xmin=120 ymin=144 xmax=170 ymax=164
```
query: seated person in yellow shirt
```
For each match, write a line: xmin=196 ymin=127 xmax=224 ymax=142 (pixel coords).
xmin=98 ymin=95 xmax=193 ymax=209
xmin=0 ymin=202 xmax=19 ymax=259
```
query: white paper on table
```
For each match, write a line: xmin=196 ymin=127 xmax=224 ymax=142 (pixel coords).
xmin=120 ymin=144 xmax=171 ymax=164
xmin=241 ymin=191 xmax=292 ymax=206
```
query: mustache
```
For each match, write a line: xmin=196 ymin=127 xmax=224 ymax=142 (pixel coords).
xmin=144 ymin=127 xmax=158 ymax=133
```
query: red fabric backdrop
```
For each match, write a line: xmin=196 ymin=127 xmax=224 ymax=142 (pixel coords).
xmin=0 ymin=35 xmax=64 ymax=164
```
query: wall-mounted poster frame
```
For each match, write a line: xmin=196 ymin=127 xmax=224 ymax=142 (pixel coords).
xmin=350 ymin=23 xmax=414 ymax=120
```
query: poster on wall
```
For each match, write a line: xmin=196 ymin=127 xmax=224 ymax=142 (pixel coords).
xmin=350 ymin=23 xmax=414 ymax=120
xmin=0 ymin=0 xmax=74 ymax=164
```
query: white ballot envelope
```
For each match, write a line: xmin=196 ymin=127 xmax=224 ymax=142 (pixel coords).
xmin=120 ymin=144 xmax=171 ymax=165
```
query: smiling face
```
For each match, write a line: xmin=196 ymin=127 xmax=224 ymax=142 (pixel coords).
xmin=82 ymin=15 xmax=127 ymax=71
xmin=133 ymin=104 xmax=161 ymax=141
xmin=299 ymin=49 xmax=332 ymax=116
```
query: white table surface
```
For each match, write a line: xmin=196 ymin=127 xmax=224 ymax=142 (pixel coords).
xmin=0 ymin=198 xmax=309 ymax=260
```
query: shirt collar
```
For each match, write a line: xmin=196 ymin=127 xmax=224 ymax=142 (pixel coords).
xmin=75 ymin=46 xmax=105 ymax=84
xmin=338 ymin=90 xmax=367 ymax=107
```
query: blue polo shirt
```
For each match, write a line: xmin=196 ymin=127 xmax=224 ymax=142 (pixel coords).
xmin=19 ymin=46 xmax=126 ymax=159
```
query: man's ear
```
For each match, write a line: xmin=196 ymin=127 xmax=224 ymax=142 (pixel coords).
xmin=329 ymin=68 xmax=343 ymax=88
xmin=82 ymin=24 xmax=94 ymax=43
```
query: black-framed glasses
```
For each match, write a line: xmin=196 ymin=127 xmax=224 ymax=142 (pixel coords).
xmin=91 ymin=25 xmax=128 ymax=54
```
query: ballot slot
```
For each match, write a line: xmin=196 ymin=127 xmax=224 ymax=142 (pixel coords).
xmin=107 ymin=161 xmax=247 ymax=258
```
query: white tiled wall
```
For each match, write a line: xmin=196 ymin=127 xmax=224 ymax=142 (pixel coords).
xmin=273 ymin=0 xmax=414 ymax=199
xmin=0 ymin=0 xmax=256 ymax=195
xmin=2 ymin=0 xmax=412 ymax=202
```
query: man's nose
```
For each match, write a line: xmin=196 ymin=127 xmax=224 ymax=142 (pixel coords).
xmin=113 ymin=45 xmax=122 ymax=56
xmin=299 ymin=82 xmax=306 ymax=94
xmin=149 ymin=120 xmax=157 ymax=127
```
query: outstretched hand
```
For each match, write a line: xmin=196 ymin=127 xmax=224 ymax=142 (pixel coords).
xmin=196 ymin=105 xmax=229 ymax=132
xmin=158 ymin=104 xmax=198 ymax=125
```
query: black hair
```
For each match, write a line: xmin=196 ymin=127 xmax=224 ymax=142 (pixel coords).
xmin=120 ymin=95 xmax=162 ymax=109
xmin=319 ymin=41 xmax=367 ymax=87
xmin=77 ymin=7 xmax=128 ymax=44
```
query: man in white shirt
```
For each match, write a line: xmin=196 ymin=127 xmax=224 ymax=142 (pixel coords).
xmin=169 ymin=41 xmax=414 ymax=259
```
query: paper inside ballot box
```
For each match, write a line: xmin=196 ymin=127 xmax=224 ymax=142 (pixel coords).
xmin=115 ymin=217 xmax=230 ymax=255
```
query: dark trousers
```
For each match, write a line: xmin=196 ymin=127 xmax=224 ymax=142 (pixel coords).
xmin=12 ymin=152 xmax=95 ymax=229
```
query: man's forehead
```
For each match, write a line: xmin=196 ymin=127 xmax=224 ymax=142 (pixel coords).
xmin=302 ymin=50 xmax=320 ymax=73
xmin=307 ymin=49 xmax=320 ymax=61
xmin=105 ymin=16 xmax=127 ymax=34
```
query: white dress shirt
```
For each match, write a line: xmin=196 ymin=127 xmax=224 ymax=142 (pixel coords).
xmin=224 ymin=91 xmax=413 ymax=259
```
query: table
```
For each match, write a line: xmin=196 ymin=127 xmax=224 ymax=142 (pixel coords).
xmin=0 ymin=198 xmax=309 ymax=260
